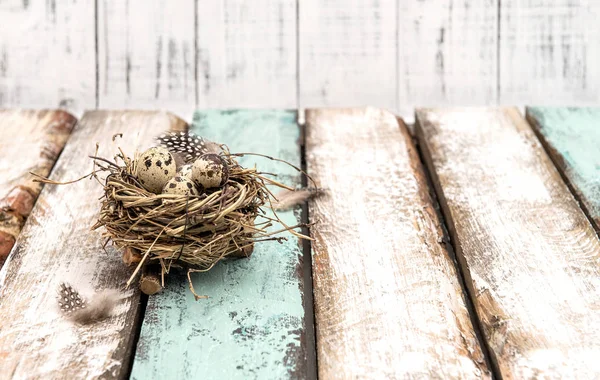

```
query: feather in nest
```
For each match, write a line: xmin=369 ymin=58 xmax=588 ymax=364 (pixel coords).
xmin=156 ymin=131 xmax=223 ymax=165
xmin=272 ymin=188 xmax=323 ymax=211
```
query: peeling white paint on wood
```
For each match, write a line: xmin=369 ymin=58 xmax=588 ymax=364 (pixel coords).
xmin=0 ymin=110 xmax=75 ymax=204
xmin=499 ymin=0 xmax=600 ymax=104
xmin=98 ymin=0 xmax=196 ymax=117
xmin=416 ymin=107 xmax=600 ymax=378
xmin=0 ymin=109 xmax=76 ymax=264
xmin=0 ymin=110 xmax=187 ymax=379
xmin=397 ymin=0 xmax=498 ymax=114
xmin=0 ymin=0 xmax=95 ymax=115
xmin=299 ymin=1 xmax=397 ymax=110
xmin=197 ymin=0 xmax=297 ymax=108
xmin=1 ymin=2 xmax=600 ymax=115
xmin=306 ymin=108 xmax=491 ymax=379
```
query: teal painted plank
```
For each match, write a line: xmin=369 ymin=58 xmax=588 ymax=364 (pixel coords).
xmin=526 ymin=107 xmax=600 ymax=231
xmin=130 ymin=110 xmax=314 ymax=380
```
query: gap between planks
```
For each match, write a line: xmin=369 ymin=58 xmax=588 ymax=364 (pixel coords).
xmin=526 ymin=107 xmax=600 ymax=236
xmin=410 ymin=119 xmax=499 ymax=378
xmin=299 ymin=114 xmax=318 ymax=380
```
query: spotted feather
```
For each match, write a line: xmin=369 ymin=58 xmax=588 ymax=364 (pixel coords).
xmin=57 ymin=282 xmax=86 ymax=313
xmin=156 ymin=132 xmax=222 ymax=163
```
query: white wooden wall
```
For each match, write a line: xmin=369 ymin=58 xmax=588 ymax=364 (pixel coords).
xmin=1 ymin=0 xmax=599 ymax=120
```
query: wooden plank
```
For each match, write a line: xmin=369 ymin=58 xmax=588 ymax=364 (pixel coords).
xmin=397 ymin=0 xmax=498 ymax=112
xmin=0 ymin=111 xmax=187 ymax=379
xmin=130 ymin=110 xmax=314 ymax=379
xmin=0 ymin=0 xmax=95 ymax=114
xmin=0 ymin=110 xmax=76 ymax=265
xmin=98 ymin=0 xmax=196 ymax=117
xmin=499 ymin=1 xmax=600 ymax=104
xmin=527 ymin=107 xmax=600 ymax=234
xmin=305 ymin=108 xmax=491 ymax=379
xmin=415 ymin=107 xmax=600 ymax=378
xmin=299 ymin=1 xmax=397 ymax=110
xmin=197 ymin=1 xmax=297 ymax=109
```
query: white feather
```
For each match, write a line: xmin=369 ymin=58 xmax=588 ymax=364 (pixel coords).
xmin=272 ymin=188 xmax=323 ymax=211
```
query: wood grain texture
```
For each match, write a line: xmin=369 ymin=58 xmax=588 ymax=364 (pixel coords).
xmin=499 ymin=1 xmax=600 ymax=104
xmin=527 ymin=107 xmax=600 ymax=234
xmin=397 ymin=0 xmax=497 ymax=112
xmin=305 ymin=108 xmax=490 ymax=379
xmin=0 ymin=109 xmax=76 ymax=265
xmin=299 ymin=1 xmax=397 ymax=110
xmin=197 ymin=1 xmax=297 ymax=109
xmin=98 ymin=0 xmax=196 ymax=117
xmin=131 ymin=110 xmax=315 ymax=380
xmin=0 ymin=110 xmax=187 ymax=379
xmin=415 ymin=107 xmax=600 ymax=379
xmin=0 ymin=0 xmax=95 ymax=114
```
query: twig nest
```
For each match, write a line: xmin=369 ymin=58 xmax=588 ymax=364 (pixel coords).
xmin=136 ymin=147 xmax=177 ymax=193
xmin=191 ymin=154 xmax=229 ymax=189
xmin=162 ymin=175 xmax=202 ymax=196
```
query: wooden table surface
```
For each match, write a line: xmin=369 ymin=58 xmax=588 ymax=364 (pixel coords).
xmin=0 ymin=106 xmax=599 ymax=379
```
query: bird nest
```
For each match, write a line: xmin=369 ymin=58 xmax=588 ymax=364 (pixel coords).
xmin=36 ymin=138 xmax=309 ymax=299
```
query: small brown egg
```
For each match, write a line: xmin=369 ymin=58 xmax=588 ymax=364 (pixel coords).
xmin=162 ymin=175 xmax=201 ymax=196
xmin=177 ymin=164 xmax=193 ymax=180
xmin=136 ymin=147 xmax=177 ymax=194
xmin=191 ymin=154 xmax=229 ymax=189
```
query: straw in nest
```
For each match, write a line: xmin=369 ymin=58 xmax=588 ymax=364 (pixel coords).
xmin=35 ymin=133 xmax=315 ymax=300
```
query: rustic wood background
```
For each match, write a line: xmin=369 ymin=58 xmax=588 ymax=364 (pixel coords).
xmin=1 ymin=0 xmax=598 ymax=120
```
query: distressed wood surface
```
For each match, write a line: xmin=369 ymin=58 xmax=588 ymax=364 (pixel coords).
xmin=415 ymin=107 xmax=600 ymax=378
xmin=2 ymin=2 xmax=600 ymax=113
xmin=0 ymin=0 xmax=95 ymax=114
xmin=527 ymin=107 xmax=600 ymax=234
xmin=131 ymin=110 xmax=315 ymax=380
xmin=305 ymin=108 xmax=491 ymax=379
xmin=299 ymin=1 xmax=397 ymax=110
xmin=499 ymin=1 xmax=600 ymax=104
xmin=197 ymin=1 xmax=297 ymax=109
xmin=98 ymin=0 xmax=196 ymax=117
xmin=397 ymin=0 xmax=497 ymax=114
xmin=0 ymin=110 xmax=76 ymax=265
xmin=0 ymin=111 xmax=187 ymax=379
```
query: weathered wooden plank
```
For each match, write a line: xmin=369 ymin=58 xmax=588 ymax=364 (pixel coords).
xmin=299 ymin=1 xmax=397 ymax=110
xmin=197 ymin=1 xmax=297 ymax=109
xmin=98 ymin=0 xmax=196 ymax=116
xmin=0 ymin=0 xmax=95 ymax=114
xmin=0 ymin=110 xmax=76 ymax=265
xmin=305 ymin=108 xmax=490 ymax=379
xmin=527 ymin=107 xmax=600 ymax=234
xmin=131 ymin=110 xmax=314 ymax=379
xmin=0 ymin=111 xmax=187 ymax=379
xmin=499 ymin=1 xmax=600 ymax=104
xmin=415 ymin=107 xmax=600 ymax=378
xmin=397 ymin=0 xmax=498 ymax=113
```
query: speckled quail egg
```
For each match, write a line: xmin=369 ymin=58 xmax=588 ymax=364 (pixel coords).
xmin=191 ymin=154 xmax=229 ymax=189
xmin=136 ymin=147 xmax=177 ymax=194
xmin=177 ymin=164 xmax=194 ymax=180
xmin=162 ymin=175 xmax=202 ymax=196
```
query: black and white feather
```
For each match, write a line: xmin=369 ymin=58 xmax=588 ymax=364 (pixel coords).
xmin=57 ymin=282 xmax=122 ymax=325
xmin=57 ymin=282 xmax=86 ymax=313
xmin=156 ymin=132 xmax=222 ymax=163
